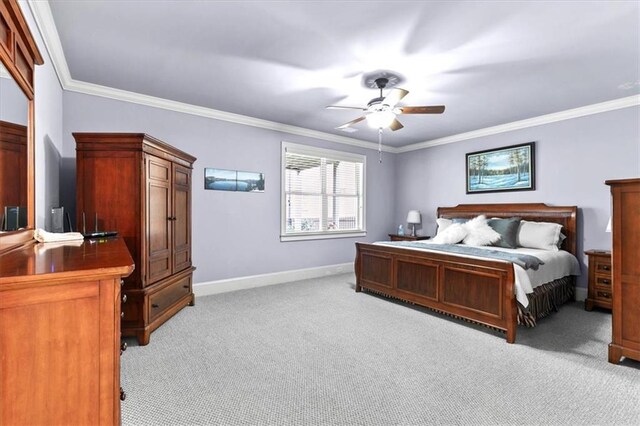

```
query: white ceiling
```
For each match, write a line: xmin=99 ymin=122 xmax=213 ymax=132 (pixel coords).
xmin=45 ymin=1 xmax=640 ymax=148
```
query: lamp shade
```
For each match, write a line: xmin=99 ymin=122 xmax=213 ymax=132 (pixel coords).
xmin=406 ymin=210 xmax=421 ymax=224
xmin=606 ymin=217 xmax=612 ymax=233
xmin=366 ymin=110 xmax=395 ymax=129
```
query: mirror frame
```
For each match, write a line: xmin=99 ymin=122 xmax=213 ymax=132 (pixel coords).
xmin=0 ymin=0 xmax=43 ymax=254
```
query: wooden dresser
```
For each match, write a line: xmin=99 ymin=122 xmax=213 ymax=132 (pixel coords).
xmin=606 ymin=178 xmax=640 ymax=364
xmin=584 ymin=250 xmax=612 ymax=311
xmin=75 ymin=133 xmax=196 ymax=345
xmin=0 ymin=237 xmax=134 ymax=425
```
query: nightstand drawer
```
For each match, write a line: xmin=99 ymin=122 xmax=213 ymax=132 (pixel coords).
xmin=594 ymin=260 xmax=612 ymax=274
xmin=595 ymin=290 xmax=612 ymax=301
xmin=595 ymin=276 xmax=612 ymax=287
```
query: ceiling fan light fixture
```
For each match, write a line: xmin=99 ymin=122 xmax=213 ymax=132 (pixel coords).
xmin=366 ymin=110 xmax=395 ymax=129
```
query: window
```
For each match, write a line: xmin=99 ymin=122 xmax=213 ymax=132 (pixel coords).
xmin=281 ymin=142 xmax=366 ymax=241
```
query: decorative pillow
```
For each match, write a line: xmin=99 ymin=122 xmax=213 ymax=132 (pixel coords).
xmin=487 ymin=217 xmax=522 ymax=249
xmin=517 ymin=220 xmax=563 ymax=251
xmin=432 ymin=223 xmax=468 ymax=244
xmin=462 ymin=215 xmax=501 ymax=246
xmin=435 ymin=218 xmax=453 ymax=235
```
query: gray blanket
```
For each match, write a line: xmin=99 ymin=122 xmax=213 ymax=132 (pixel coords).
xmin=377 ymin=241 xmax=545 ymax=270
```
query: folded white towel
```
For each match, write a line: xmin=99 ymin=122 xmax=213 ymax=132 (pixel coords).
xmin=34 ymin=228 xmax=84 ymax=243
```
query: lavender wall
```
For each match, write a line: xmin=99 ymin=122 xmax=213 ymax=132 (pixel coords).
xmin=394 ymin=107 xmax=640 ymax=290
xmin=61 ymin=91 xmax=396 ymax=283
xmin=20 ymin=2 xmax=65 ymax=230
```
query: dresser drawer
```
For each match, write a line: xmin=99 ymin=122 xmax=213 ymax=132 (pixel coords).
xmin=595 ymin=290 xmax=612 ymax=301
xmin=149 ymin=275 xmax=191 ymax=322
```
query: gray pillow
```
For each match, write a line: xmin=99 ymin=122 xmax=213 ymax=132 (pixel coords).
xmin=487 ymin=217 xmax=521 ymax=249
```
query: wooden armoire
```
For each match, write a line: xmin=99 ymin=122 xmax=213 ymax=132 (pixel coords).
xmin=75 ymin=133 xmax=196 ymax=345
xmin=606 ymin=178 xmax=640 ymax=364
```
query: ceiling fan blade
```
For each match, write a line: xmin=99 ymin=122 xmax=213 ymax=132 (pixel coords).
xmin=389 ymin=118 xmax=404 ymax=131
xmin=326 ymin=105 xmax=366 ymax=111
xmin=336 ymin=116 xmax=366 ymax=129
xmin=382 ymin=88 xmax=408 ymax=107
xmin=395 ymin=105 xmax=445 ymax=114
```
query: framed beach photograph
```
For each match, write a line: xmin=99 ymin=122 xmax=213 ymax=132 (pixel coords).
xmin=466 ymin=142 xmax=535 ymax=194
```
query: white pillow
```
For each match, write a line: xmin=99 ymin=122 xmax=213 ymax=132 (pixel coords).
xmin=432 ymin=223 xmax=467 ymax=244
xmin=462 ymin=215 xmax=501 ymax=246
xmin=436 ymin=218 xmax=453 ymax=235
xmin=517 ymin=220 xmax=562 ymax=251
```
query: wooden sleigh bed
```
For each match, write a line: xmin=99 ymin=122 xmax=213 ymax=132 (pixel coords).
xmin=355 ymin=203 xmax=577 ymax=343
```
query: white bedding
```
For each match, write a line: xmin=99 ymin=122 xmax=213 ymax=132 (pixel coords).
xmin=377 ymin=241 xmax=581 ymax=308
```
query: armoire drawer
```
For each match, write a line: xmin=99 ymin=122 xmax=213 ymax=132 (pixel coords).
xmin=149 ymin=275 xmax=191 ymax=322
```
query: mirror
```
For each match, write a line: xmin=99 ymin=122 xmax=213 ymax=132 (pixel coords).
xmin=0 ymin=63 xmax=29 ymax=232
xmin=0 ymin=0 xmax=43 ymax=253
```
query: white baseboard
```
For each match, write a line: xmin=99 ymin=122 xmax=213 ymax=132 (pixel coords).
xmin=194 ymin=262 xmax=354 ymax=297
xmin=575 ymin=287 xmax=587 ymax=302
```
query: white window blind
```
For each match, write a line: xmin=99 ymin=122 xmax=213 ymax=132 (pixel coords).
xmin=281 ymin=142 xmax=366 ymax=241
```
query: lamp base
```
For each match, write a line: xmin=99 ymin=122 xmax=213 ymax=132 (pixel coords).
xmin=411 ymin=224 xmax=416 ymax=237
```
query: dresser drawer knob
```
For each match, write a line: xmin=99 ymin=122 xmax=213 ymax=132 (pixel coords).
xmin=601 ymin=279 xmax=610 ymax=284
xmin=121 ymin=311 xmax=125 ymax=318
xmin=183 ymin=285 xmax=189 ymax=289
xmin=602 ymin=266 xmax=610 ymax=271
xmin=120 ymin=387 xmax=126 ymax=401
xmin=152 ymin=303 xmax=159 ymax=308
xmin=120 ymin=279 xmax=125 ymax=287
xmin=120 ymin=341 xmax=127 ymax=354
xmin=122 ymin=294 xmax=127 ymax=303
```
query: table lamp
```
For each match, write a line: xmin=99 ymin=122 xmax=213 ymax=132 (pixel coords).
xmin=406 ymin=210 xmax=421 ymax=237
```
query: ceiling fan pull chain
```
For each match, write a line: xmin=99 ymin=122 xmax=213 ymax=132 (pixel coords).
xmin=378 ymin=127 xmax=383 ymax=163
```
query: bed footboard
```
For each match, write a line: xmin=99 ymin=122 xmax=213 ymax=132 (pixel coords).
xmin=355 ymin=242 xmax=518 ymax=343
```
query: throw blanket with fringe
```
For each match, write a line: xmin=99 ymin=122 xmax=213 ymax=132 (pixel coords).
xmin=377 ymin=241 xmax=545 ymax=270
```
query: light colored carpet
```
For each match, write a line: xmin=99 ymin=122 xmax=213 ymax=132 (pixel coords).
xmin=121 ymin=273 xmax=640 ymax=425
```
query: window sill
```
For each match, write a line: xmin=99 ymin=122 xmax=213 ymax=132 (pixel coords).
xmin=280 ymin=231 xmax=366 ymax=242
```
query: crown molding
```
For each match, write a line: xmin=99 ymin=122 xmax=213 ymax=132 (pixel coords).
xmin=27 ymin=0 xmax=639 ymax=156
xmin=63 ymin=78 xmax=398 ymax=152
xmin=27 ymin=0 xmax=72 ymax=88
xmin=396 ymin=95 xmax=640 ymax=153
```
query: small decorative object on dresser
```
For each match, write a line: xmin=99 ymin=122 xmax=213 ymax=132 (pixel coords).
xmin=584 ymin=250 xmax=612 ymax=311
xmin=606 ymin=178 xmax=640 ymax=364
xmin=388 ymin=233 xmax=430 ymax=242
xmin=75 ymin=133 xmax=196 ymax=345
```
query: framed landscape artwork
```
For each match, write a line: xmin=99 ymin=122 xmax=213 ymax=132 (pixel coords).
xmin=466 ymin=142 xmax=535 ymax=194
xmin=204 ymin=168 xmax=265 ymax=192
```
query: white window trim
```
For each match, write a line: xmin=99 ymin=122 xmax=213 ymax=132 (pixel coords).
xmin=281 ymin=141 xmax=366 ymax=242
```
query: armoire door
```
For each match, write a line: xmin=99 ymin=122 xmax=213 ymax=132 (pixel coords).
xmin=172 ymin=164 xmax=192 ymax=273
xmin=146 ymin=154 xmax=173 ymax=285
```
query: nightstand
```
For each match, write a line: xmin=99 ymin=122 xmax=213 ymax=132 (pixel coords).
xmin=388 ymin=234 xmax=430 ymax=242
xmin=585 ymin=250 xmax=612 ymax=311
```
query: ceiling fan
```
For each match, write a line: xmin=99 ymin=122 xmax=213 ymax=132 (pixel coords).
xmin=327 ymin=77 xmax=445 ymax=131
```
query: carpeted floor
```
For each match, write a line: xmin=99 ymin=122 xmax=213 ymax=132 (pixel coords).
xmin=121 ymin=273 xmax=640 ymax=425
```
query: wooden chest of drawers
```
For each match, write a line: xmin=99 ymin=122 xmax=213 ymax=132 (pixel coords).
xmin=584 ymin=250 xmax=612 ymax=311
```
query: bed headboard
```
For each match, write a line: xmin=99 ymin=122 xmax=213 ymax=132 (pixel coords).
xmin=437 ymin=203 xmax=578 ymax=256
